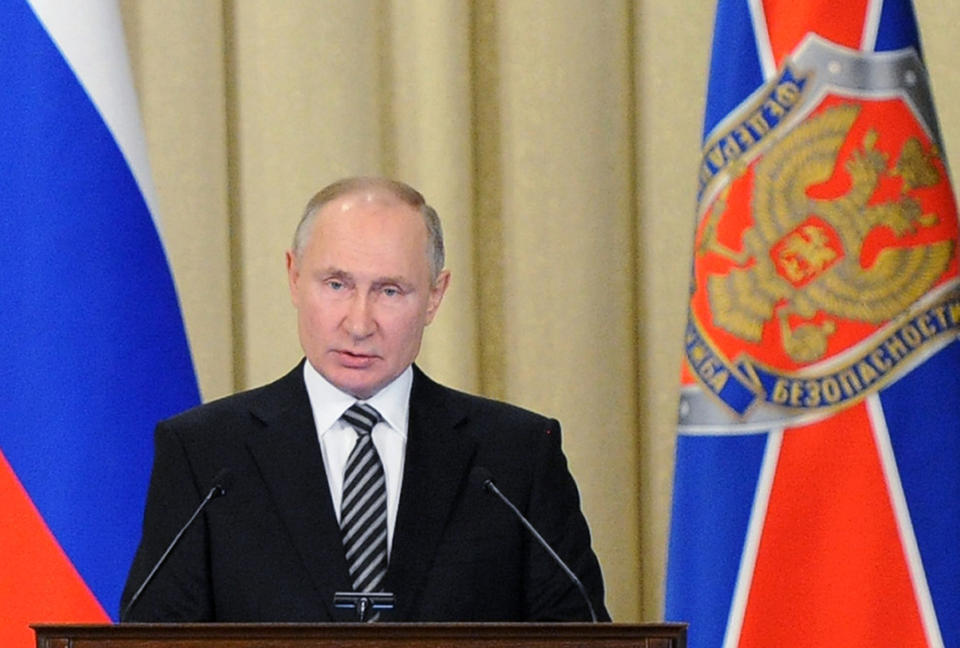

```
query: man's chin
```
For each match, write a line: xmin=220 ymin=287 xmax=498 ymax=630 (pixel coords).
xmin=328 ymin=368 xmax=386 ymax=400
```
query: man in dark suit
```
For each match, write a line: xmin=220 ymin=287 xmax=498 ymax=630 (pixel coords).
xmin=121 ymin=177 xmax=609 ymax=622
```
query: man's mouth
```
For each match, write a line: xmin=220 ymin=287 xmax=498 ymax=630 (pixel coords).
xmin=334 ymin=350 xmax=378 ymax=368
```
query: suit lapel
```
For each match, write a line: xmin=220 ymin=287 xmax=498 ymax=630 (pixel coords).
xmin=384 ymin=367 xmax=477 ymax=620
xmin=243 ymin=364 xmax=352 ymax=620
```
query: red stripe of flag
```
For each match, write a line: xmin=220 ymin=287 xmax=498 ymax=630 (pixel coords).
xmin=0 ymin=450 xmax=107 ymax=648
xmin=739 ymin=402 xmax=926 ymax=646
xmin=762 ymin=0 xmax=871 ymax=67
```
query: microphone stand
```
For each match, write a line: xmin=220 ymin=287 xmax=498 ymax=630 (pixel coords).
xmin=121 ymin=472 xmax=229 ymax=622
xmin=482 ymin=475 xmax=599 ymax=622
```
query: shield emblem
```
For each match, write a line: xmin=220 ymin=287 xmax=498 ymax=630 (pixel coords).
xmin=682 ymin=35 xmax=960 ymax=428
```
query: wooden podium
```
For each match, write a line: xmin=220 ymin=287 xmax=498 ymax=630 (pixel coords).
xmin=34 ymin=623 xmax=686 ymax=648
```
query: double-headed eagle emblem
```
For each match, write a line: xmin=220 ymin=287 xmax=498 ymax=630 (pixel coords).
xmin=698 ymin=102 xmax=953 ymax=364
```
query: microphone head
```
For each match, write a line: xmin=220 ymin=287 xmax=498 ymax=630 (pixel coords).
xmin=469 ymin=466 xmax=495 ymax=493
xmin=210 ymin=468 xmax=233 ymax=497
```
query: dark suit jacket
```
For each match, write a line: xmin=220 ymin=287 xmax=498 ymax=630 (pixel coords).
xmin=121 ymin=362 xmax=609 ymax=622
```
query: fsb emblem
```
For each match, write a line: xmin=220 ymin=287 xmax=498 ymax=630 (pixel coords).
xmin=681 ymin=35 xmax=960 ymax=430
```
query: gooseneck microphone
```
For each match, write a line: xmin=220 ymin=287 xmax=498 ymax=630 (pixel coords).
xmin=472 ymin=466 xmax=598 ymax=622
xmin=120 ymin=468 xmax=233 ymax=622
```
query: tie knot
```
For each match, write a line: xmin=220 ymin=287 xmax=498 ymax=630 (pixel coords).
xmin=342 ymin=402 xmax=381 ymax=436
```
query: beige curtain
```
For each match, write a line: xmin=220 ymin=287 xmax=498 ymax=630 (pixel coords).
xmin=119 ymin=0 xmax=960 ymax=621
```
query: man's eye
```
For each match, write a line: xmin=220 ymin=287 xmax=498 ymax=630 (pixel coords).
xmin=383 ymin=286 xmax=400 ymax=297
xmin=327 ymin=280 xmax=344 ymax=290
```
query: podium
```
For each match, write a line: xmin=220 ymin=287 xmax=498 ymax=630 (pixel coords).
xmin=34 ymin=623 xmax=686 ymax=648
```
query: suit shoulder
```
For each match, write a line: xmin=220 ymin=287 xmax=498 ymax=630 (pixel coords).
xmin=449 ymin=387 xmax=553 ymax=426
xmin=416 ymin=371 xmax=559 ymax=443
xmin=160 ymin=365 xmax=304 ymax=432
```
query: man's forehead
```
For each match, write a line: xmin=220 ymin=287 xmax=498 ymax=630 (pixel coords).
xmin=314 ymin=191 xmax=427 ymax=241
xmin=306 ymin=199 xmax=431 ymax=274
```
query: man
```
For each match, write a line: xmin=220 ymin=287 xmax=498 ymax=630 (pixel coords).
xmin=121 ymin=177 xmax=609 ymax=622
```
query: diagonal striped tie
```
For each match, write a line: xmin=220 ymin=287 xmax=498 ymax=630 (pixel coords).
xmin=339 ymin=403 xmax=388 ymax=619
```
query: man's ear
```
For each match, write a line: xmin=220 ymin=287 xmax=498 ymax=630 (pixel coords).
xmin=425 ymin=269 xmax=451 ymax=325
xmin=286 ymin=250 xmax=300 ymax=307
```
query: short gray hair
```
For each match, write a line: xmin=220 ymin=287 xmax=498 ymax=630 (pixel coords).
xmin=292 ymin=177 xmax=445 ymax=281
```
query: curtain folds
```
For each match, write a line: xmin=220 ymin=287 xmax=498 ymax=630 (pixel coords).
xmin=119 ymin=0 xmax=959 ymax=621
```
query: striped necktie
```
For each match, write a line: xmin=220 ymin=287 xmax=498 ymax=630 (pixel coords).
xmin=339 ymin=403 xmax=388 ymax=613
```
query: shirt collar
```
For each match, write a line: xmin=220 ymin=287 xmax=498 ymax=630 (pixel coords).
xmin=302 ymin=360 xmax=412 ymax=438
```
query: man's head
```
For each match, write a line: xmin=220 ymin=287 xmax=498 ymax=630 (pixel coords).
xmin=292 ymin=177 xmax=445 ymax=282
xmin=286 ymin=177 xmax=450 ymax=399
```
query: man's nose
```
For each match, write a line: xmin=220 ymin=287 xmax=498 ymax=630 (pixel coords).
xmin=343 ymin=293 xmax=375 ymax=338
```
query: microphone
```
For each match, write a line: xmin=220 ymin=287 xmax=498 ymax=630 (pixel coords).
xmin=120 ymin=468 xmax=232 ymax=622
xmin=471 ymin=466 xmax=598 ymax=622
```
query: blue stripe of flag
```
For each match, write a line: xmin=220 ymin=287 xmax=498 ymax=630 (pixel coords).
xmin=702 ymin=0 xmax=765 ymax=142
xmin=881 ymin=340 xmax=960 ymax=648
xmin=664 ymin=432 xmax=768 ymax=648
xmin=0 ymin=0 xmax=200 ymax=619
xmin=874 ymin=0 xmax=921 ymax=52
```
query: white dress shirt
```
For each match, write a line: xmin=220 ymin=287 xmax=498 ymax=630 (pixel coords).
xmin=302 ymin=361 xmax=410 ymax=557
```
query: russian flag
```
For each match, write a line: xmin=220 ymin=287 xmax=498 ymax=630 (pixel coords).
xmin=0 ymin=1 xmax=199 ymax=645
xmin=666 ymin=1 xmax=960 ymax=646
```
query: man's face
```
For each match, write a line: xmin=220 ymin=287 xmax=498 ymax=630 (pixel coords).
xmin=286 ymin=191 xmax=449 ymax=399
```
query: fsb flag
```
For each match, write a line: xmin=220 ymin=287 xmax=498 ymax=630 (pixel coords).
xmin=666 ymin=1 xmax=960 ymax=646
xmin=0 ymin=1 xmax=199 ymax=645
